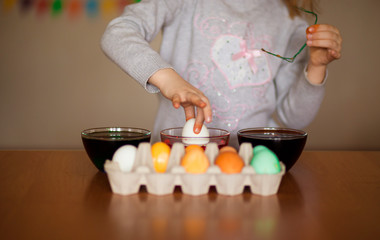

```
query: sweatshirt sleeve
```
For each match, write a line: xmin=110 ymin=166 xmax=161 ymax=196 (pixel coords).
xmin=274 ymin=19 xmax=326 ymax=129
xmin=101 ymin=0 xmax=182 ymax=93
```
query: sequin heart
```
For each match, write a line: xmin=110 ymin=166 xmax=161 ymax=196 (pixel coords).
xmin=211 ymin=35 xmax=271 ymax=89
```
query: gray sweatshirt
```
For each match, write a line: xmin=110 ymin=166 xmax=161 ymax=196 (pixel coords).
xmin=101 ymin=0 xmax=326 ymax=147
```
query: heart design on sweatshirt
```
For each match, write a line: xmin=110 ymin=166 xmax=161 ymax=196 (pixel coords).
xmin=211 ymin=35 xmax=271 ymax=89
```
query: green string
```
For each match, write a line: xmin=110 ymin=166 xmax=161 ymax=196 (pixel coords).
xmin=261 ymin=8 xmax=318 ymax=63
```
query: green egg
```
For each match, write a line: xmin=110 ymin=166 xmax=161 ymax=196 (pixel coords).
xmin=253 ymin=145 xmax=269 ymax=155
xmin=251 ymin=145 xmax=281 ymax=174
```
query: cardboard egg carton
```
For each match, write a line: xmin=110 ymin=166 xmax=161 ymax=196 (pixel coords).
xmin=104 ymin=142 xmax=285 ymax=196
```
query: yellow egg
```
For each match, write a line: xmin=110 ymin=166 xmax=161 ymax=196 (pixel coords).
xmin=151 ymin=142 xmax=171 ymax=173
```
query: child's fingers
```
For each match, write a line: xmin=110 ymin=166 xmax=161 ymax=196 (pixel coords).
xmin=172 ymin=94 xmax=181 ymax=109
xmin=186 ymin=93 xmax=212 ymax=133
xmin=307 ymin=38 xmax=340 ymax=50
xmin=192 ymin=93 xmax=212 ymax=123
xmin=171 ymin=87 xmax=212 ymax=133
xmin=190 ymin=93 xmax=212 ymax=132
xmin=193 ymin=96 xmax=207 ymax=108
xmin=183 ymin=105 xmax=196 ymax=122
xmin=202 ymin=99 xmax=212 ymax=123
xmin=307 ymin=31 xmax=340 ymax=43
xmin=307 ymin=39 xmax=341 ymax=53
xmin=180 ymin=91 xmax=210 ymax=119
xmin=307 ymin=24 xmax=342 ymax=51
xmin=329 ymin=49 xmax=341 ymax=59
xmin=307 ymin=31 xmax=342 ymax=48
xmin=307 ymin=24 xmax=340 ymax=36
xmin=306 ymin=24 xmax=343 ymax=64
xmin=194 ymin=108 xmax=205 ymax=133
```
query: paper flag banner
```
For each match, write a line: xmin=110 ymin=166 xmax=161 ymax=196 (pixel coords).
xmin=2 ymin=0 xmax=17 ymax=12
xmin=1 ymin=0 xmax=142 ymax=18
xmin=86 ymin=0 xmax=99 ymax=17
xmin=20 ymin=0 xmax=33 ymax=12
xmin=52 ymin=0 xmax=63 ymax=16
xmin=36 ymin=0 xmax=49 ymax=16
xmin=67 ymin=0 xmax=82 ymax=18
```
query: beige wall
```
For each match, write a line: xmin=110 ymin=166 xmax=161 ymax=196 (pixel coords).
xmin=0 ymin=0 xmax=379 ymax=150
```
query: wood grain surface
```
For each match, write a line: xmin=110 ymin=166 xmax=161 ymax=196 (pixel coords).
xmin=0 ymin=151 xmax=379 ymax=240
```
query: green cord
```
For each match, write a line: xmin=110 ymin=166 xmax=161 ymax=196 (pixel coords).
xmin=261 ymin=7 xmax=318 ymax=63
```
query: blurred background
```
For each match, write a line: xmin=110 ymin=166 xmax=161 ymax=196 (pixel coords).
xmin=0 ymin=0 xmax=379 ymax=150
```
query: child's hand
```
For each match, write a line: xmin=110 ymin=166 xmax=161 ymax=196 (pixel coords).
xmin=306 ymin=24 xmax=342 ymax=67
xmin=149 ymin=69 xmax=212 ymax=134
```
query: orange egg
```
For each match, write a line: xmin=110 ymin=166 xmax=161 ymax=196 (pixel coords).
xmin=185 ymin=144 xmax=204 ymax=153
xmin=214 ymin=152 xmax=245 ymax=174
xmin=151 ymin=142 xmax=171 ymax=173
xmin=181 ymin=149 xmax=209 ymax=174
xmin=219 ymin=146 xmax=237 ymax=153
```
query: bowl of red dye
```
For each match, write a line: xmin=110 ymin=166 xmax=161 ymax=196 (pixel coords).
xmin=160 ymin=127 xmax=230 ymax=149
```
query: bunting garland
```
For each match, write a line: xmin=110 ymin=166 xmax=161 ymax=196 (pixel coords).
xmin=1 ymin=0 xmax=141 ymax=18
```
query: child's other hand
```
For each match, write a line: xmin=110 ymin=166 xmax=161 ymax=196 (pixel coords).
xmin=149 ymin=69 xmax=212 ymax=134
xmin=306 ymin=24 xmax=342 ymax=67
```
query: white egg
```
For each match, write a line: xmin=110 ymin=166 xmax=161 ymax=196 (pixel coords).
xmin=112 ymin=145 xmax=137 ymax=172
xmin=182 ymin=118 xmax=210 ymax=145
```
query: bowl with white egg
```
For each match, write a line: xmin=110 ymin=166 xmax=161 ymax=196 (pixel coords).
xmin=160 ymin=118 xmax=230 ymax=148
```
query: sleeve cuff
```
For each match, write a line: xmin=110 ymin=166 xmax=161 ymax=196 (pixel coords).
xmin=304 ymin=65 xmax=328 ymax=86
xmin=131 ymin=54 xmax=174 ymax=94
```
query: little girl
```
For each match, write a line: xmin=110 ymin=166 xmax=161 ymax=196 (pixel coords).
xmin=101 ymin=0 xmax=342 ymax=147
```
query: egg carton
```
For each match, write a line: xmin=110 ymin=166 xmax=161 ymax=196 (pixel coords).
xmin=104 ymin=142 xmax=285 ymax=196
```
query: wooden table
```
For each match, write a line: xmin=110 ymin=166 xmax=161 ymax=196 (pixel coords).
xmin=0 ymin=150 xmax=379 ymax=240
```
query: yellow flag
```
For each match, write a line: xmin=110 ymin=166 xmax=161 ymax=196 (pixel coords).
xmin=2 ymin=0 xmax=17 ymax=12
xmin=101 ymin=0 xmax=117 ymax=17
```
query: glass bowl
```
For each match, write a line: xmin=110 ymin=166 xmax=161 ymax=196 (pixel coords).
xmin=237 ymin=127 xmax=307 ymax=171
xmin=160 ymin=127 xmax=230 ymax=149
xmin=81 ymin=127 xmax=151 ymax=172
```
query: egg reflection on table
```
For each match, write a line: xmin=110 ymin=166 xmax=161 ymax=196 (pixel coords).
xmin=182 ymin=118 xmax=210 ymax=145
xmin=112 ymin=145 xmax=137 ymax=172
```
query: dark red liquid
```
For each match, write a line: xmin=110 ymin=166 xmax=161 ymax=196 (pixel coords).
xmin=165 ymin=143 xmax=208 ymax=150
xmin=238 ymin=129 xmax=307 ymax=171
xmin=82 ymin=131 xmax=150 ymax=172
xmin=163 ymin=139 xmax=228 ymax=150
